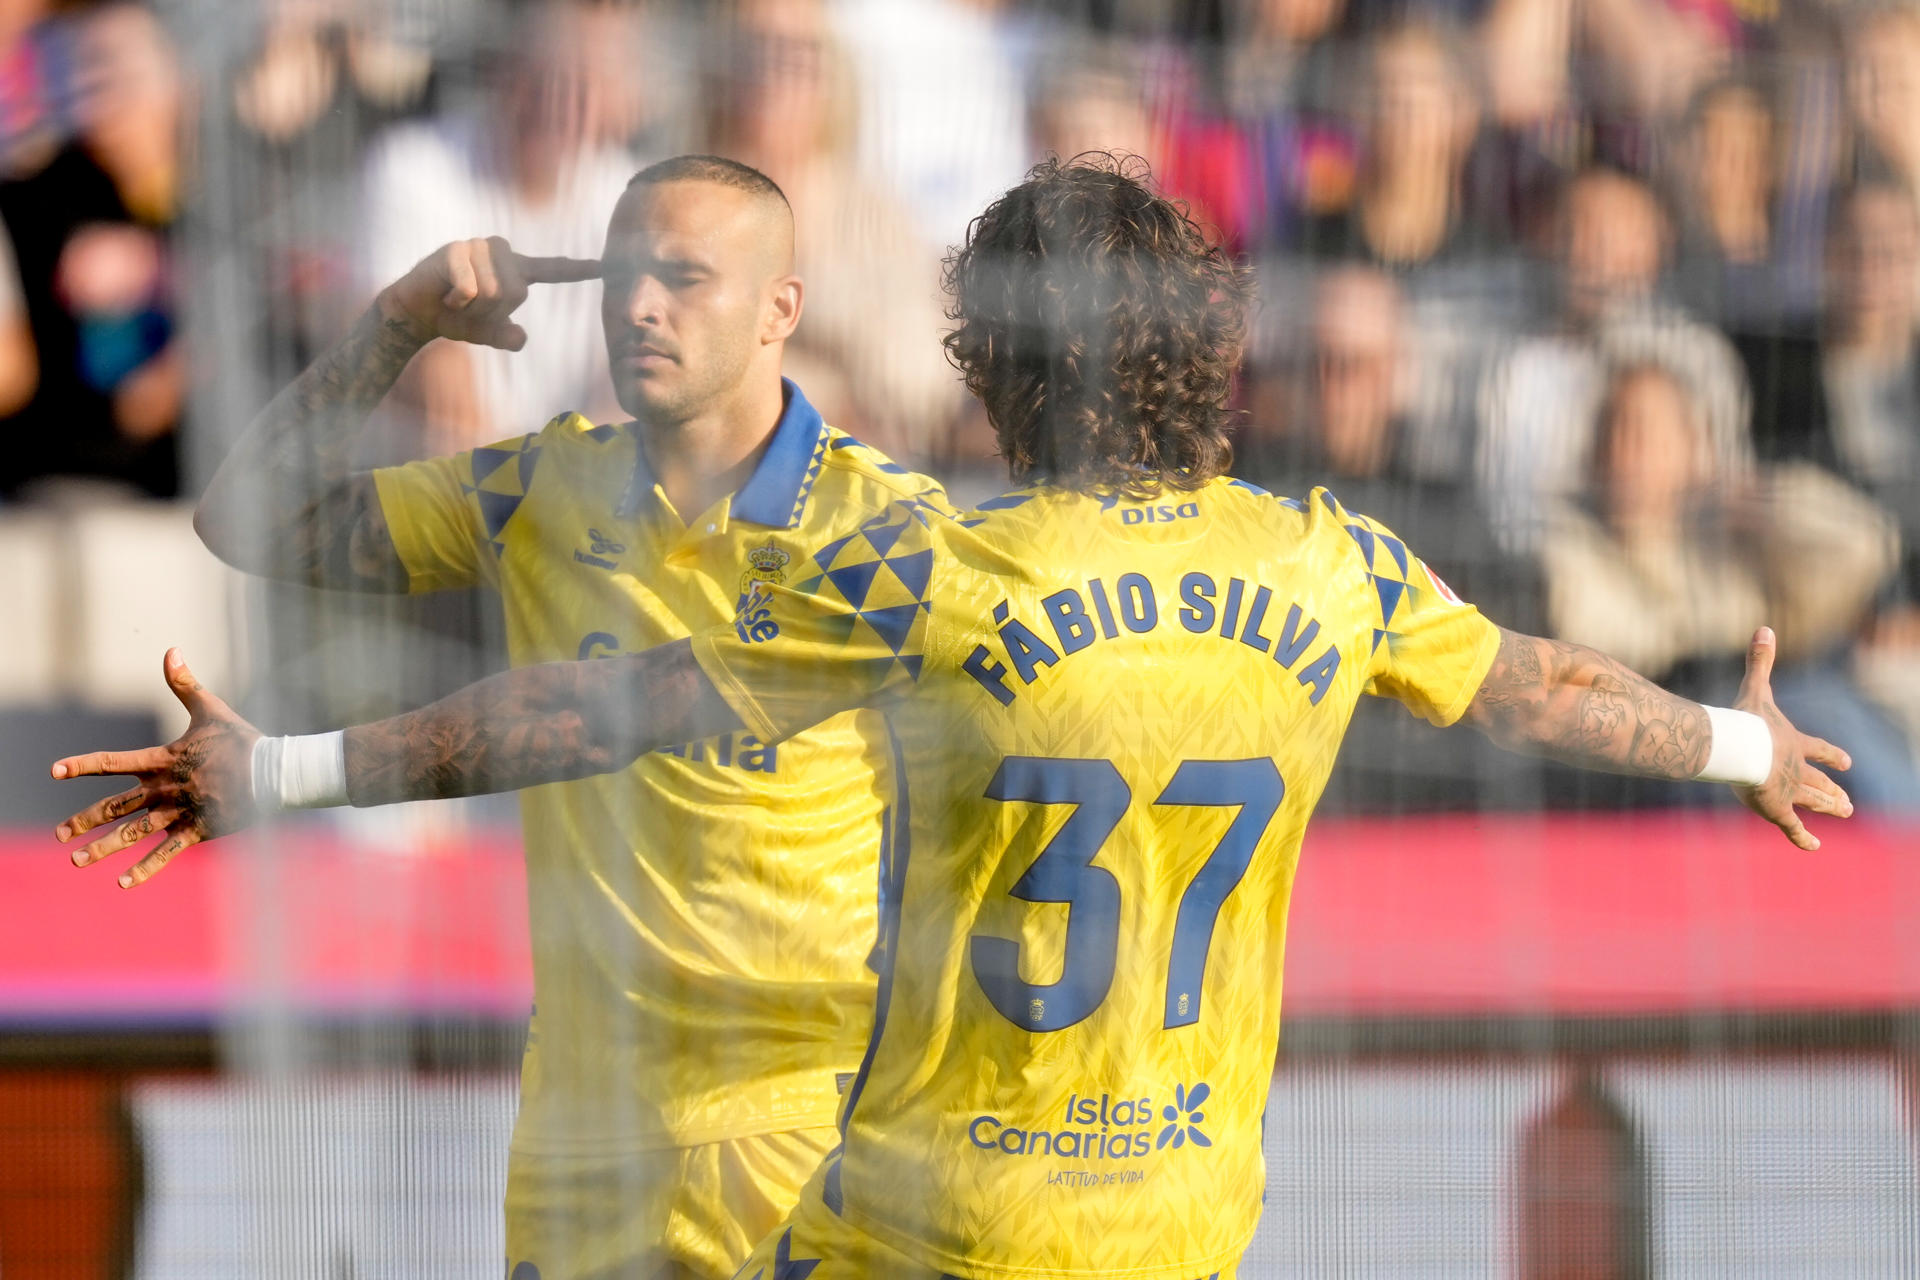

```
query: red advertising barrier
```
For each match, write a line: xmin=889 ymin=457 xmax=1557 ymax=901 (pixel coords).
xmin=0 ymin=813 xmax=1913 ymax=1022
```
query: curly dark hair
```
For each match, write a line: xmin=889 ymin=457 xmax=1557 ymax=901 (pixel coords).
xmin=942 ymin=154 xmax=1250 ymax=497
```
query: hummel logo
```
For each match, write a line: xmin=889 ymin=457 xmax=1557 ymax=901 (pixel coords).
xmin=574 ymin=527 xmax=626 ymax=570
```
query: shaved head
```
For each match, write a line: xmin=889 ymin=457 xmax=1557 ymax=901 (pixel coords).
xmin=628 ymin=154 xmax=795 ymax=273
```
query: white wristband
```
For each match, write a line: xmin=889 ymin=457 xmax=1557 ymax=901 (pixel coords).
xmin=251 ymin=732 xmax=349 ymax=812
xmin=1696 ymin=706 xmax=1773 ymax=786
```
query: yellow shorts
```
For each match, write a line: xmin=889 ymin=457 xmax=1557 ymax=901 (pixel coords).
xmin=730 ymin=1163 xmax=1241 ymax=1280
xmin=504 ymin=1125 xmax=839 ymax=1280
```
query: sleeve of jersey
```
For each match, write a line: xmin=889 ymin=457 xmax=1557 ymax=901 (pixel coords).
xmin=370 ymin=432 xmax=542 ymax=593
xmin=691 ymin=500 xmax=939 ymax=743
xmin=1338 ymin=502 xmax=1503 ymax=726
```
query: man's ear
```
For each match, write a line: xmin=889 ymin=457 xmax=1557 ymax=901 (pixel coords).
xmin=764 ymin=275 xmax=804 ymax=344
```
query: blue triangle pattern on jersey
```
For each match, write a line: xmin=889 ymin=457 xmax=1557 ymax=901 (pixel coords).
xmin=884 ymin=547 xmax=935 ymax=602
xmin=860 ymin=515 xmax=909 ymax=558
xmin=1379 ymin=533 xmax=1410 ymax=578
xmin=469 ymin=445 xmax=515 ymax=485
xmin=1346 ymin=523 xmax=1377 ymax=567
xmin=898 ymin=653 xmax=925 ymax=681
xmin=810 ymin=530 xmax=859 ymax=573
xmin=476 ymin=489 xmax=524 ymax=541
xmin=825 ymin=558 xmax=886 ymax=609
xmin=1372 ymin=574 xmax=1407 ymax=625
xmin=1372 ymin=627 xmax=1392 ymax=652
xmin=859 ymin=602 xmax=923 ymax=654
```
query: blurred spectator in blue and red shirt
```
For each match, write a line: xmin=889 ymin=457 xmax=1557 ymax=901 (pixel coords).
xmin=0 ymin=1 xmax=185 ymax=498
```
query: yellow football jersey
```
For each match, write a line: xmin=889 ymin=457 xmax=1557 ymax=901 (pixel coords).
xmin=372 ymin=380 xmax=943 ymax=1156
xmin=693 ymin=479 xmax=1500 ymax=1279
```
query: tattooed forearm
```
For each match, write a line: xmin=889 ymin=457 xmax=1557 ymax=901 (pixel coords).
xmin=341 ymin=641 xmax=747 ymax=806
xmin=195 ymin=301 xmax=429 ymax=590
xmin=1464 ymin=628 xmax=1711 ymax=779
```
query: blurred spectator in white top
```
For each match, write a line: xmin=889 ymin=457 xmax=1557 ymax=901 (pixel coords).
xmin=702 ymin=0 xmax=962 ymax=471
xmin=829 ymin=0 xmax=1027 ymax=252
xmin=356 ymin=0 xmax=658 ymax=457
xmin=1478 ymin=165 xmax=1751 ymax=552
xmin=1541 ymin=359 xmax=1915 ymax=806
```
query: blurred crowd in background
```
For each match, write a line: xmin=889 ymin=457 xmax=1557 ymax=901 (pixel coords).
xmin=0 ymin=0 xmax=1918 ymax=812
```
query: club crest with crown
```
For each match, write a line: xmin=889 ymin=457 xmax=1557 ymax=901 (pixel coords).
xmin=738 ymin=538 xmax=791 ymax=597
xmin=734 ymin=539 xmax=791 ymax=644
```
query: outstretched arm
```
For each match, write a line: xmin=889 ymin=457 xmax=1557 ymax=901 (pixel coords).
xmin=51 ymin=642 xmax=744 ymax=887
xmin=1463 ymin=628 xmax=1713 ymax=776
xmin=341 ymin=640 xmax=743 ymax=806
xmin=1463 ymin=625 xmax=1853 ymax=849
xmin=194 ymin=239 xmax=599 ymax=589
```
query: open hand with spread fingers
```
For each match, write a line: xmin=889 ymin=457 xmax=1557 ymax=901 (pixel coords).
xmin=378 ymin=236 xmax=601 ymax=352
xmin=51 ymin=649 xmax=262 ymax=888
xmin=1732 ymin=626 xmax=1854 ymax=850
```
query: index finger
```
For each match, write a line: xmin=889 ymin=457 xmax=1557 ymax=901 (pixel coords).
xmin=513 ymin=254 xmax=601 ymax=284
xmin=52 ymin=746 xmax=171 ymax=780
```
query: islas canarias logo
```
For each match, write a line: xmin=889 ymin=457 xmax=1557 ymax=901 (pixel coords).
xmin=967 ymin=1082 xmax=1212 ymax=1160
xmin=1157 ymin=1081 xmax=1211 ymax=1149
xmin=734 ymin=538 xmax=790 ymax=644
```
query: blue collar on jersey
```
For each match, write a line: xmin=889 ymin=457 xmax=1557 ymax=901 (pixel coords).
xmin=616 ymin=377 xmax=827 ymax=528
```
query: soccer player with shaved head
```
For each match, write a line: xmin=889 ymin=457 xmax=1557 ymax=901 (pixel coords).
xmin=72 ymin=156 xmax=1850 ymax=1278
xmin=189 ymin=155 xmax=946 ymax=1279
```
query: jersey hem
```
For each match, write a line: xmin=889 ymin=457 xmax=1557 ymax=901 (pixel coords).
xmin=841 ymin=1204 xmax=1254 ymax=1280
